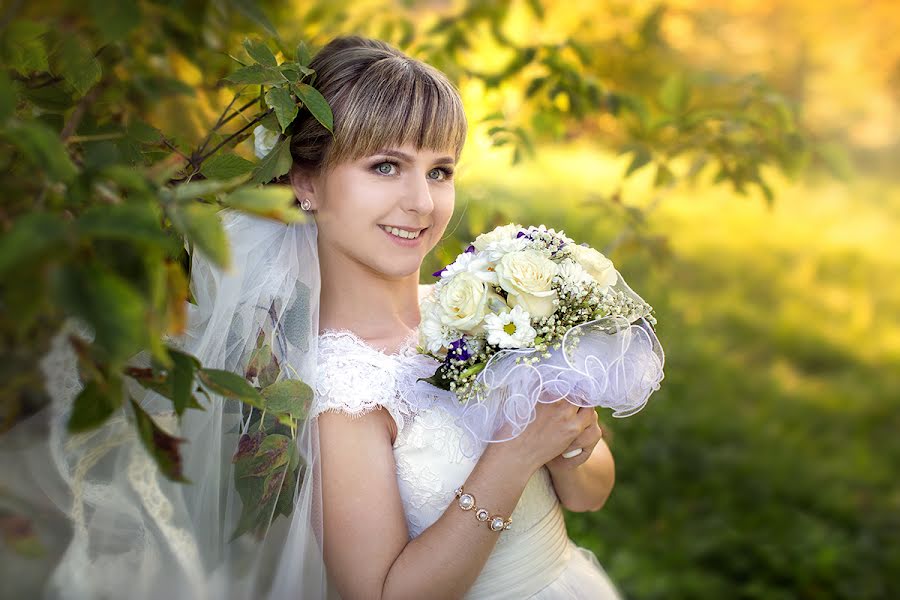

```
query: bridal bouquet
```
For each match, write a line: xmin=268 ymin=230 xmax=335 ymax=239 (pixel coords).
xmin=417 ymin=224 xmax=664 ymax=421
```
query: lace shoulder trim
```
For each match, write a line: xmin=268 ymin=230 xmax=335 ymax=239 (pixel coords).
xmin=310 ymin=329 xmax=417 ymax=436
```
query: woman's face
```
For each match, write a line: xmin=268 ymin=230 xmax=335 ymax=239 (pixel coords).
xmin=305 ymin=144 xmax=456 ymax=279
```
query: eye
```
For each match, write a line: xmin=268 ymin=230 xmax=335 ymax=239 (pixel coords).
xmin=374 ymin=162 xmax=397 ymax=175
xmin=428 ymin=167 xmax=453 ymax=181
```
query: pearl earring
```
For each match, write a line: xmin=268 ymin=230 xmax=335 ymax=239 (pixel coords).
xmin=300 ymin=198 xmax=312 ymax=211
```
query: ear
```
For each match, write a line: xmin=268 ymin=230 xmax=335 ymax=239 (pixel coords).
xmin=288 ymin=162 xmax=319 ymax=210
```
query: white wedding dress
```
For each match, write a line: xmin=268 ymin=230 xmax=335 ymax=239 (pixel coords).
xmin=311 ymin=290 xmax=624 ymax=599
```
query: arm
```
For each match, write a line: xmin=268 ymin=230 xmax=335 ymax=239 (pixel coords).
xmin=544 ymin=411 xmax=615 ymax=512
xmin=317 ymin=407 xmax=536 ymax=600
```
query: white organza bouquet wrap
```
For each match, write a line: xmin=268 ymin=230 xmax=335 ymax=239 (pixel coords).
xmin=415 ymin=224 xmax=665 ymax=455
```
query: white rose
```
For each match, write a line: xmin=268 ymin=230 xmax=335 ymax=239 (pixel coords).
xmin=441 ymin=252 xmax=498 ymax=285
xmin=472 ymin=223 xmax=522 ymax=251
xmin=438 ymin=272 xmax=490 ymax=333
xmin=569 ymin=244 xmax=618 ymax=291
xmin=253 ymin=125 xmax=280 ymax=159
xmin=494 ymin=249 xmax=558 ymax=319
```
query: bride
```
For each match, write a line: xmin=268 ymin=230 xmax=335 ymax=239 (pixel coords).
xmin=23 ymin=36 xmax=641 ymax=599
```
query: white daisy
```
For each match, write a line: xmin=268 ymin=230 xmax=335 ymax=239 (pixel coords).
xmin=484 ymin=305 xmax=537 ymax=349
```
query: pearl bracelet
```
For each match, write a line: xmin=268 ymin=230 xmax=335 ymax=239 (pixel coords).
xmin=454 ymin=485 xmax=513 ymax=532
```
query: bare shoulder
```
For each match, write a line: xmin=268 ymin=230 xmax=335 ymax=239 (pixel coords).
xmin=317 ymin=405 xmax=398 ymax=446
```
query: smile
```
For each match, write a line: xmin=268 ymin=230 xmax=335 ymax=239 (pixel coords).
xmin=379 ymin=225 xmax=424 ymax=240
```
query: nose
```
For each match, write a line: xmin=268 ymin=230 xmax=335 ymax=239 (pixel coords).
xmin=402 ymin=172 xmax=435 ymax=215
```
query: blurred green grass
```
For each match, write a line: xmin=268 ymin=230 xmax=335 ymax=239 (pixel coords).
xmin=427 ymin=144 xmax=900 ymax=599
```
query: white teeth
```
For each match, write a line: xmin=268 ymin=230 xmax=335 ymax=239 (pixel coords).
xmin=381 ymin=225 xmax=421 ymax=239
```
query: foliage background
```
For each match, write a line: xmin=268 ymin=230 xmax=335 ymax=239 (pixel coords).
xmin=1 ymin=0 xmax=898 ymax=598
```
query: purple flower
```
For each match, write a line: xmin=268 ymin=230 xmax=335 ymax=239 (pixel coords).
xmin=432 ymin=267 xmax=448 ymax=277
xmin=447 ymin=337 xmax=471 ymax=361
xmin=465 ymin=244 xmax=476 ymax=253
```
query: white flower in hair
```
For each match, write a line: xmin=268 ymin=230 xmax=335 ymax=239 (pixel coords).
xmin=484 ymin=305 xmax=537 ymax=349
xmin=253 ymin=125 xmax=281 ymax=159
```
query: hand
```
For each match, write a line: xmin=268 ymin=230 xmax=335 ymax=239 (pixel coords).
xmin=544 ymin=406 xmax=603 ymax=473
xmin=493 ymin=393 xmax=598 ymax=473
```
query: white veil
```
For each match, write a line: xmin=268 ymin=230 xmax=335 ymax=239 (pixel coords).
xmin=1 ymin=208 xmax=333 ymax=599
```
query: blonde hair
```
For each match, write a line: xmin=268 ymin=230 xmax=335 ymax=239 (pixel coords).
xmin=289 ymin=36 xmax=467 ymax=174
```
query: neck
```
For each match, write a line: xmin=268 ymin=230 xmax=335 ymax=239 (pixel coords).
xmin=317 ymin=241 xmax=423 ymax=341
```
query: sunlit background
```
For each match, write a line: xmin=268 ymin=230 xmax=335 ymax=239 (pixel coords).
xmin=3 ymin=0 xmax=899 ymax=597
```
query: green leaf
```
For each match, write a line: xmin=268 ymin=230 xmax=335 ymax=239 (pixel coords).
xmin=275 ymin=465 xmax=299 ymax=517
xmin=295 ymin=41 xmax=312 ymax=67
xmin=265 ymin=86 xmax=298 ymax=133
xmin=261 ymin=380 xmax=313 ymax=420
xmin=229 ymin=0 xmax=278 ymax=36
xmin=68 ymin=378 xmax=124 ymax=433
xmin=129 ymin=397 xmax=189 ymax=482
xmin=251 ymin=135 xmax=292 ymax=184
xmin=88 ymin=0 xmax=141 ymax=42
xmin=4 ymin=120 xmax=77 ymax=182
xmin=246 ymin=433 xmax=291 ymax=477
xmin=294 ymin=83 xmax=333 ymax=132
xmin=1 ymin=20 xmax=50 ymax=74
xmin=169 ymin=349 xmax=200 ymax=416
xmin=50 ymin=34 xmax=102 ymax=97
xmin=198 ymin=368 xmax=264 ymax=409
xmin=0 ymin=212 xmax=68 ymax=277
xmin=222 ymin=185 xmax=305 ymax=223
xmin=658 ymin=73 xmax=690 ymax=114
xmin=53 ymin=264 xmax=147 ymax=364
xmin=624 ymin=145 xmax=652 ymax=177
xmin=76 ymin=203 xmax=174 ymax=248
xmin=243 ymin=38 xmax=278 ymax=68
xmin=224 ymin=64 xmax=283 ymax=86
xmin=200 ymin=153 xmax=256 ymax=180
xmin=169 ymin=202 xmax=230 ymax=268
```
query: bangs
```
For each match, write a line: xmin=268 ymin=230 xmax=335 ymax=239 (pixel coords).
xmin=326 ymin=56 xmax=467 ymax=168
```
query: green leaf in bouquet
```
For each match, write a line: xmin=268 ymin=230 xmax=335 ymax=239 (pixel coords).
xmin=200 ymin=153 xmax=255 ymax=180
xmin=129 ymin=397 xmax=189 ymax=482
xmin=251 ymin=136 xmax=292 ymax=184
xmin=50 ymin=34 xmax=101 ymax=97
xmin=294 ymin=83 xmax=333 ymax=132
xmin=67 ymin=377 xmax=124 ymax=433
xmin=459 ymin=361 xmax=486 ymax=380
xmin=417 ymin=363 xmax=453 ymax=391
xmin=198 ymin=368 xmax=265 ymax=409
xmin=261 ymin=380 xmax=313 ymax=420
xmin=265 ymin=86 xmax=298 ymax=133
xmin=169 ymin=202 xmax=230 ymax=269
xmin=243 ymin=38 xmax=278 ymax=68
xmin=222 ymin=185 xmax=305 ymax=223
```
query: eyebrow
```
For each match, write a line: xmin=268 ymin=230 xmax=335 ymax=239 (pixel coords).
xmin=376 ymin=149 xmax=455 ymax=165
